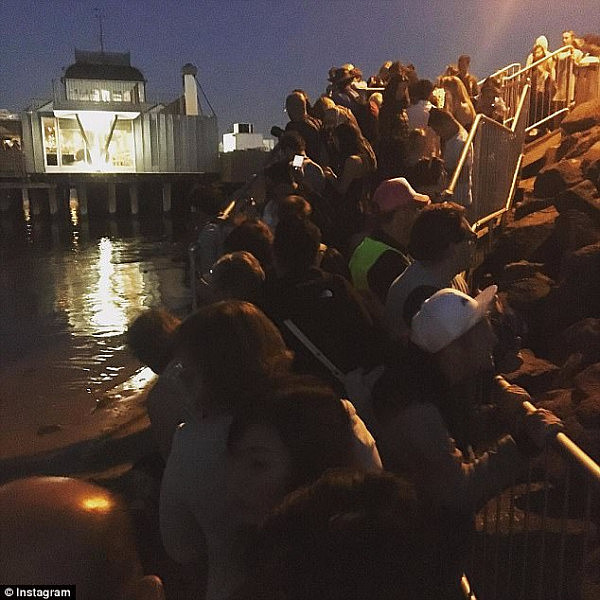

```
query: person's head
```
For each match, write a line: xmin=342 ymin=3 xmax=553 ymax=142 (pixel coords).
xmin=205 ymin=251 xmax=265 ymax=305
xmin=312 ymin=96 xmax=335 ymax=121
xmin=285 ymin=92 xmax=307 ymax=122
xmin=371 ymin=177 xmax=430 ymax=245
xmin=562 ymin=30 xmax=576 ymax=46
xmin=334 ymin=122 xmax=361 ymax=158
xmin=444 ymin=64 xmax=459 ymax=77
xmin=408 ymin=78 xmax=434 ymax=104
xmin=0 ymin=477 xmax=164 ymax=600
xmin=277 ymin=130 xmax=306 ymax=160
xmin=264 ymin=160 xmax=297 ymax=207
xmin=411 ymin=286 xmax=498 ymax=383
xmin=407 ymin=128 xmax=428 ymax=159
xmin=377 ymin=60 xmax=393 ymax=82
xmin=226 ymin=377 xmax=356 ymax=526
xmin=440 ymin=75 xmax=471 ymax=110
xmin=369 ymin=92 xmax=383 ymax=109
xmin=382 ymin=72 xmax=410 ymax=108
xmin=223 ymin=218 xmax=274 ymax=270
xmin=480 ymin=76 xmax=502 ymax=100
xmin=408 ymin=201 xmax=476 ymax=272
xmin=273 ymin=216 xmax=321 ymax=276
xmin=457 ymin=54 xmax=470 ymax=75
xmin=247 ymin=469 xmax=427 ymax=600
xmin=532 ymin=43 xmax=546 ymax=62
xmin=427 ymin=106 xmax=460 ymax=140
xmin=173 ymin=301 xmax=292 ymax=414
xmin=127 ymin=308 xmax=181 ymax=374
xmin=278 ymin=195 xmax=312 ymax=222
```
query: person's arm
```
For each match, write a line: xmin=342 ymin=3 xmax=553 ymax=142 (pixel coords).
xmin=340 ymin=398 xmax=383 ymax=470
xmin=385 ymin=403 xmax=524 ymax=513
xmin=159 ymin=432 xmax=207 ymax=564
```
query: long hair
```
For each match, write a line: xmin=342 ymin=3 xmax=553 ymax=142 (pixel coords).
xmin=439 ymin=76 xmax=476 ymax=128
xmin=173 ymin=300 xmax=293 ymax=412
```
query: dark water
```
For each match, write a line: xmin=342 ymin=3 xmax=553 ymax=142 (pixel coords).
xmin=0 ymin=206 xmax=195 ymax=457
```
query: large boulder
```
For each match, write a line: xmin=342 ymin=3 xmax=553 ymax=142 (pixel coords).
xmin=478 ymin=208 xmax=558 ymax=278
xmin=514 ymin=194 xmax=555 ymax=219
xmin=556 ymin=125 xmax=600 ymax=161
xmin=581 ymin=141 xmax=600 ymax=192
xmin=502 ymin=348 xmax=560 ymax=395
xmin=534 ymin=158 xmax=584 ymax=198
xmin=555 ymin=183 xmax=600 ymax=228
xmin=542 ymin=242 xmax=600 ymax=337
xmin=552 ymin=208 xmax=600 ymax=256
xmin=560 ymin=99 xmax=600 ymax=135
xmin=573 ymin=363 xmax=600 ymax=428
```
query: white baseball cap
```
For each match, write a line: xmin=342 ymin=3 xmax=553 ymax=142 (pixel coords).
xmin=410 ymin=285 xmax=498 ymax=354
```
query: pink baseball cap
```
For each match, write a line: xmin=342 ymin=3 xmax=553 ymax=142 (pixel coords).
xmin=411 ymin=285 xmax=498 ymax=353
xmin=372 ymin=177 xmax=430 ymax=213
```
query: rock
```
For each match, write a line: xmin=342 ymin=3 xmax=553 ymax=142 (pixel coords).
xmin=536 ymin=388 xmax=575 ymax=418
xmin=573 ymin=363 xmax=600 ymax=428
xmin=581 ymin=141 xmax=600 ymax=191
xmin=552 ymin=209 xmax=600 ymax=256
xmin=514 ymin=196 xmax=555 ymax=220
xmin=534 ymin=159 xmax=584 ymax=198
xmin=555 ymin=183 xmax=600 ymax=227
xmin=541 ymin=242 xmax=600 ymax=338
xmin=556 ymin=134 xmax=579 ymax=161
xmin=500 ymin=260 xmax=546 ymax=282
xmin=560 ymin=99 xmax=600 ymax=134
xmin=563 ymin=319 xmax=600 ymax=362
xmin=501 ymin=348 xmax=560 ymax=395
xmin=564 ymin=126 xmax=600 ymax=159
xmin=581 ymin=140 xmax=600 ymax=170
xmin=478 ymin=208 xmax=558 ymax=278
xmin=501 ymin=271 xmax=554 ymax=310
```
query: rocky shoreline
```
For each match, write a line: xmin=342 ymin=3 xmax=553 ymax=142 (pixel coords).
xmin=478 ymin=98 xmax=600 ymax=465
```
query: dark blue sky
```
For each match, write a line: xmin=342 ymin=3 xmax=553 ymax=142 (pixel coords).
xmin=2 ymin=1 xmax=598 ymax=138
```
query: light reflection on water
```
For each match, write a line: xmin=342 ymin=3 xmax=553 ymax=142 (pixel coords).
xmin=0 ymin=213 xmax=192 ymax=454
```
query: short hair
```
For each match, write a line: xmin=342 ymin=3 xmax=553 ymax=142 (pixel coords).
xmin=227 ymin=376 xmax=356 ymax=490
xmin=285 ymin=92 xmax=307 ymax=120
xmin=278 ymin=195 xmax=312 ymax=222
xmin=223 ymin=218 xmax=274 ymax=269
xmin=335 ymin=122 xmax=361 ymax=157
xmin=279 ymin=130 xmax=306 ymax=154
xmin=273 ymin=217 xmax=321 ymax=275
xmin=127 ymin=308 xmax=181 ymax=373
xmin=209 ymin=251 xmax=265 ymax=304
xmin=458 ymin=54 xmax=470 ymax=65
xmin=248 ymin=469 xmax=427 ymax=600
xmin=408 ymin=202 xmax=470 ymax=261
xmin=173 ymin=300 xmax=292 ymax=412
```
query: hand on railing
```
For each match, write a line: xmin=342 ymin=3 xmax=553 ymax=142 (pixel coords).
xmin=493 ymin=376 xmax=564 ymax=456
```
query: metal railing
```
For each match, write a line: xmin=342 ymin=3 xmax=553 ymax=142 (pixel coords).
xmin=501 ymin=46 xmax=576 ymax=134
xmin=446 ymin=85 xmax=530 ymax=231
xmin=465 ymin=379 xmax=600 ymax=600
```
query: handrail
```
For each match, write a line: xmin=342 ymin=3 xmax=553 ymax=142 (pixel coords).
xmin=504 ymin=45 xmax=573 ymax=82
xmin=477 ymin=63 xmax=521 ymax=87
xmin=495 ymin=376 xmax=600 ymax=486
xmin=522 ymin=401 xmax=600 ymax=485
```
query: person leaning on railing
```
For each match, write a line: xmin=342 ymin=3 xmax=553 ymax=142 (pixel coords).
xmin=370 ymin=286 xmax=563 ymax=598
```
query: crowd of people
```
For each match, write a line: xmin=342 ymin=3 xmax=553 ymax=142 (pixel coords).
xmin=3 ymin=42 xmax=585 ymax=600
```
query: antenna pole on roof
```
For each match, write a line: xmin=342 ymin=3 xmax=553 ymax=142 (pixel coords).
xmin=94 ymin=7 xmax=105 ymax=54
